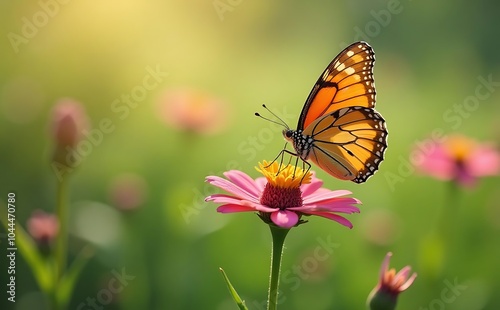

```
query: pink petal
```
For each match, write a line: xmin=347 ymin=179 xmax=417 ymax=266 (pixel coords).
xmin=270 ymin=210 xmax=299 ymax=228
xmin=254 ymin=177 xmax=267 ymax=192
xmin=393 ymin=266 xmax=412 ymax=285
xmin=214 ymin=200 xmax=276 ymax=213
xmin=413 ymin=145 xmax=455 ymax=180
xmin=205 ymin=194 xmax=246 ymax=204
xmin=398 ymin=272 xmax=417 ymax=291
xmin=206 ymin=195 xmax=277 ymax=213
xmin=294 ymin=204 xmax=360 ymax=214
xmin=300 ymin=177 xmax=323 ymax=197
xmin=217 ymin=204 xmax=256 ymax=213
xmin=302 ymin=190 xmax=353 ymax=204
xmin=294 ymin=198 xmax=361 ymax=213
xmin=302 ymin=211 xmax=354 ymax=228
xmin=205 ymin=175 xmax=259 ymax=202
xmin=380 ymin=252 xmax=392 ymax=282
xmin=224 ymin=170 xmax=262 ymax=198
xmin=466 ymin=145 xmax=500 ymax=177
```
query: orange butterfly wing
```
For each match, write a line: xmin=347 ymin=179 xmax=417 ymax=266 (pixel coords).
xmin=302 ymin=106 xmax=387 ymax=183
xmin=298 ymin=42 xmax=376 ymax=130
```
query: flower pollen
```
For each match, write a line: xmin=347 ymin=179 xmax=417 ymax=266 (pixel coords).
xmin=256 ymin=161 xmax=311 ymax=189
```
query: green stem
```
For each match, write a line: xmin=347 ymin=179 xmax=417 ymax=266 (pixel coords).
xmin=267 ymin=225 xmax=289 ymax=310
xmin=54 ymin=175 xmax=69 ymax=309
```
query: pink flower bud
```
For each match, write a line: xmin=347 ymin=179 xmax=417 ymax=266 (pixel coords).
xmin=27 ymin=210 xmax=59 ymax=243
xmin=51 ymin=98 xmax=88 ymax=148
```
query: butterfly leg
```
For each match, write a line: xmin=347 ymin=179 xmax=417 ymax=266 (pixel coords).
xmin=300 ymin=159 xmax=311 ymax=184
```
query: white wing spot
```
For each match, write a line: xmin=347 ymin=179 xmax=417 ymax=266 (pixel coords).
xmin=346 ymin=50 xmax=354 ymax=57
xmin=337 ymin=62 xmax=345 ymax=71
xmin=345 ymin=67 xmax=355 ymax=75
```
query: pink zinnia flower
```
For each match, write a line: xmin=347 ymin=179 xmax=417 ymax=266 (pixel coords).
xmin=205 ymin=161 xmax=361 ymax=229
xmin=412 ymin=135 xmax=500 ymax=187
xmin=367 ymin=252 xmax=417 ymax=310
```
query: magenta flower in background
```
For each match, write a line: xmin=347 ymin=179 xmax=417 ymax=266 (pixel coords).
xmin=27 ymin=210 xmax=59 ymax=243
xmin=50 ymin=98 xmax=89 ymax=168
xmin=157 ymin=88 xmax=229 ymax=135
xmin=205 ymin=161 xmax=361 ymax=229
xmin=412 ymin=135 xmax=500 ymax=187
xmin=51 ymin=98 xmax=88 ymax=149
xmin=367 ymin=252 xmax=417 ymax=310
xmin=108 ymin=173 xmax=148 ymax=211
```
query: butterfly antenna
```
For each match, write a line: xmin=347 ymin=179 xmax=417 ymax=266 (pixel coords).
xmin=255 ymin=104 xmax=290 ymax=130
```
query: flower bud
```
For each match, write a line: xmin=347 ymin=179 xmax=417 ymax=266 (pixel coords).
xmin=50 ymin=98 xmax=88 ymax=171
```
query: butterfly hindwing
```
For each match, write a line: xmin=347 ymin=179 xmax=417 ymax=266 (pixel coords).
xmin=303 ymin=107 xmax=387 ymax=183
xmin=299 ymin=42 xmax=376 ymax=130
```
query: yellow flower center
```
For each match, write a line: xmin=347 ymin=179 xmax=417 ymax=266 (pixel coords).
xmin=446 ymin=135 xmax=474 ymax=162
xmin=256 ymin=161 xmax=312 ymax=189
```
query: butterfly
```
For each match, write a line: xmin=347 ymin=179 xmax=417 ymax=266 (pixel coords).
xmin=281 ymin=41 xmax=388 ymax=183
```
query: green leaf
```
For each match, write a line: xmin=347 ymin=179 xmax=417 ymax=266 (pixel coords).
xmin=0 ymin=201 xmax=52 ymax=293
xmin=57 ymin=245 xmax=95 ymax=308
xmin=219 ymin=268 xmax=248 ymax=310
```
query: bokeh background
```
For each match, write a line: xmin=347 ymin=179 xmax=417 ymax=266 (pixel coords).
xmin=1 ymin=0 xmax=500 ymax=309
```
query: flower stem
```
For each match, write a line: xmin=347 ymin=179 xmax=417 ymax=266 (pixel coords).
xmin=54 ymin=174 xmax=69 ymax=309
xmin=267 ymin=225 xmax=289 ymax=310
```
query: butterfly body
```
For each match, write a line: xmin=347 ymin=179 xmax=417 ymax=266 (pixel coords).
xmin=283 ymin=41 xmax=388 ymax=183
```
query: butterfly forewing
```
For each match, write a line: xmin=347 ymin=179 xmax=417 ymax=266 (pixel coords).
xmin=299 ymin=42 xmax=376 ymax=130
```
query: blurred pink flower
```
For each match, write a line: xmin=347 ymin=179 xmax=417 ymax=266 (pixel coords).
xmin=205 ymin=161 xmax=361 ymax=229
xmin=51 ymin=98 xmax=88 ymax=148
xmin=157 ymin=88 xmax=228 ymax=135
xmin=108 ymin=173 xmax=148 ymax=211
xmin=50 ymin=98 xmax=89 ymax=168
xmin=412 ymin=135 xmax=500 ymax=187
xmin=367 ymin=252 xmax=417 ymax=309
xmin=27 ymin=210 xmax=59 ymax=243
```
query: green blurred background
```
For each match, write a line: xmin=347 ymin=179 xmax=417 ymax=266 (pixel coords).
xmin=1 ymin=0 xmax=500 ymax=309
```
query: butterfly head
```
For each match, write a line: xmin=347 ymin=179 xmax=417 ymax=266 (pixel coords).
xmin=283 ymin=129 xmax=312 ymax=160
xmin=283 ymin=129 xmax=293 ymax=141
